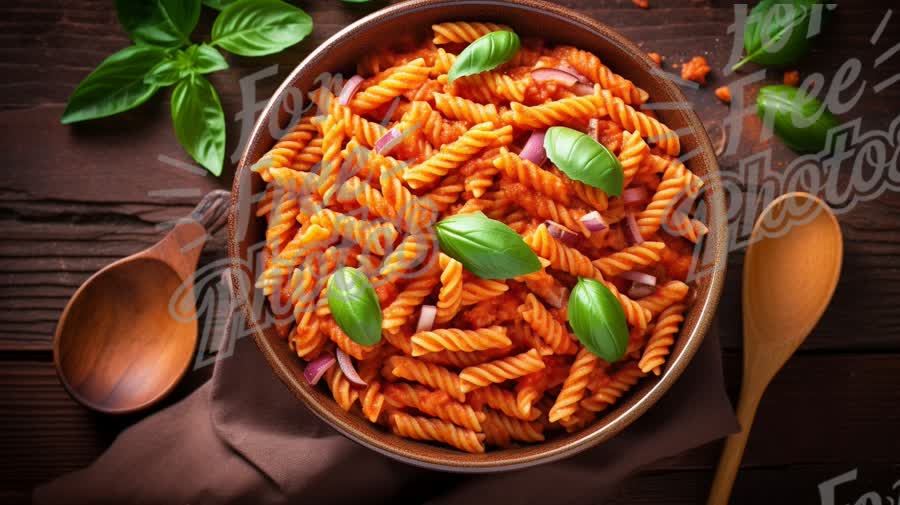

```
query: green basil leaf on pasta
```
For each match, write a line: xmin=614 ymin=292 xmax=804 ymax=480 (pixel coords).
xmin=435 ymin=212 xmax=541 ymax=280
xmin=448 ymin=30 xmax=520 ymax=83
xmin=171 ymin=74 xmax=226 ymax=175
xmin=568 ymin=277 xmax=628 ymax=362
xmin=115 ymin=0 xmax=201 ymax=48
xmin=756 ymin=84 xmax=839 ymax=153
xmin=544 ymin=126 xmax=623 ymax=196
xmin=202 ymin=0 xmax=238 ymax=10
xmin=735 ymin=0 xmax=822 ymax=70
xmin=327 ymin=267 xmax=383 ymax=346
xmin=187 ymin=44 xmax=230 ymax=74
xmin=211 ymin=0 xmax=313 ymax=57
xmin=61 ymin=45 xmax=169 ymax=124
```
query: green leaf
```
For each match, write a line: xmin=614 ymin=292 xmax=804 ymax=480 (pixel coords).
xmin=544 ymin=126 xmax=623 ymax=196
xmin=187 ymin=44 xmax=230 ymax=73
xmin=211 ymin=0 xmax=313 ymax=57
xmin=327 ymin=267 xmax=382 ymax=346
xmin=202 ymin=0 xmax=237 ymax=9
xmin=171 ymin=74 xmax=226 ymax=175
xmin=568 ymin=277 xmax=628 ymax=362
xmin=115 ymin=0 xmax=201 ymax=47
xmin=61 ymin=45 xmax=169 ymax=124
xmin=735 ymin=0 xmax=822 ymax=70
xmin=756 ymin=84 xmax=839 ymax=153
xmin=435 ymin=212 xmax=541 ymax=280
xmin=146 ymin=44 xmax=229 ymax=86
xmin=448 ymin=30 xmax=520 ymax=82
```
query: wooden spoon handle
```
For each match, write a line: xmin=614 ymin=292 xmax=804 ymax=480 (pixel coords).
xmin=706 ymin=389 xmax=763 ymax=505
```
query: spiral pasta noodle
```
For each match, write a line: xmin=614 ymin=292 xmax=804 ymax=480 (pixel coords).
xmin=432 ymin=22 xmax=511 ymax=44
xmin=639 ymin=303 xmax=685 ymax=375
xmin=411 ymin=326 xmax=512 ymax=356
xmin=459 ymin=348 xmax=546 ymax=393
xmin=592 ymin=241 xmax=666 ymax=277
xmin=389 ymin=412 xmax=486 ymax=453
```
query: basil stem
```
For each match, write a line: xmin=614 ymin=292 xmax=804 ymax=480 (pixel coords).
xmin=326 ymin=267 xmax=383 ymax=346
xmin=448 ymin=30 xmax=520 ymax=83
xmin=756 ymin=84 xmax=839 ymax=153
xmin=568 ymin=277 xmax=629 ymax=362
xmin=544 ymin=126 xmax=623 ymax=196
xmin=435 ymin=212 xmax=541 ymax=280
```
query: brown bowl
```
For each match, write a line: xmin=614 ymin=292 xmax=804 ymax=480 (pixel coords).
xmin=228 ymin=0 xmax=727 ymax=472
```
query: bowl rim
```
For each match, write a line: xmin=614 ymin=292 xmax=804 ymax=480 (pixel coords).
xmin=228 ymin=0 xmax=728 ymax=472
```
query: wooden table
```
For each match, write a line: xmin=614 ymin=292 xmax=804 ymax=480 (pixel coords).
xmin=2 ymin=1 xmax=899 ymax=503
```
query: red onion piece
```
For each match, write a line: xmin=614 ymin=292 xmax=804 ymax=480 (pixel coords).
xmin=338 ymin=75 xmax=365 ymax=106
xmin=624 ymin=212 xmax=644 ymax=245
xmin=416 ymin=305 xmax=437 ymax=332
xmin=374 ymin=127 xmax=402 ymax=155
xmin=620 ymin=271 xmax=657 ymax=287
xmin=556 ymin=61 xmax=589 ymax=83
xmin=572 ymin=83 xmax=595 ymax=96
xmin=304 ymin=353 xmax=335 ymax=385
xmin=336 ymin=348 xmax=367 ymax=386
xmin=531 ymin=68 xmax=579 ymax=87
xmin=622 ymin=187 xmax=650 ymax=206
xmin=628 ymin=283 xmax=656 ymax=299
xmin=520 ymin=130 xmax=547 ymax=165
xmin=580 ymin=211 xmax=608 ymax=232
xmin=546 ymin=220 xmax=579 ymax=245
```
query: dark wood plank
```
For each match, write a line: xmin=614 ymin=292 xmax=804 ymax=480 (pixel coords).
xmin=4 ymin=353 xmax=898 ymax=499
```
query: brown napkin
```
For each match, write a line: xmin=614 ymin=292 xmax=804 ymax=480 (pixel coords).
xmin=35 ymin=323 xmax=737 ymax=505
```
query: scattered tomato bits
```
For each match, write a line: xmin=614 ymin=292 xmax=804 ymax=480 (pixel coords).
xmin=647 ymin=52 xmax=663 ymax=67
xmin=632 ymin=0 xmax=649 ymax=8
xmin=714 ymin=86 xmax=732 ymax=103
xmin=783 ymin=70 xmax=800 ymax=86
xmin=681 ymin=56 xmax=711 ymax=85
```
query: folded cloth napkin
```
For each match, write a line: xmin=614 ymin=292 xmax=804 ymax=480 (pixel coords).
xmin=35 ymin=323 xmax=737 ymax=505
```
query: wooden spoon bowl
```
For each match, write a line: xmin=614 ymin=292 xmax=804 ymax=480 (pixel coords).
xmin=54 ymin=190 xmax=230 ymax=414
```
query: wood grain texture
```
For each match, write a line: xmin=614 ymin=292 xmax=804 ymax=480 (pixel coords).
xmin=1 ymin=0 xmax=899 ymax=502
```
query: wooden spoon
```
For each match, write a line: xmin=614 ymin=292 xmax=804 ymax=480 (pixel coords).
xmin=53 ymin=190 xmax=231 ymax=414
xmin=707 ymin=192 xmax=843 ymax=504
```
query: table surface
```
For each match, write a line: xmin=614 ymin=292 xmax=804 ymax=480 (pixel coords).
xmin=2 ymin=0 xmax=899 ymax=503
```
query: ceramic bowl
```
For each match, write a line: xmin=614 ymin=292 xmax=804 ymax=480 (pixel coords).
xmin=228 ymin=0 xmax=727 ymax=472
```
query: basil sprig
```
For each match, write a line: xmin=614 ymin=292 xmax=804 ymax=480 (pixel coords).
xmin=327 ymin=267 xmax=383 ymax=346
xmin=756 ymin=84 xmax=839 ymax=153
xmin=568 ymin=277 xmax=629 ymax=362
xmin=435 ymin=212 xmax=541 ymax=280
xmin=448 ymin=30 xmax=520 ymax=83
xmin=62 ymin=0 xmax=313 ymax=176
xmin=544 ymin=126 xmax=623 ymax=196
xmin=734 ymin=0 xmax=823 ymax=70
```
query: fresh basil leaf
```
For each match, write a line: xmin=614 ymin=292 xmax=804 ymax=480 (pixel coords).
xmin=61 ymin=45 xmax=169 ymax=124
xmin=568 ymin=277 xmax=628 ymax=362
xmin=187 ymin=44 xmax=229 ymax=74
xmin=211 ymin=0 xmax=313 ymax=57
xmin=735 ymin=0 xmax=822 ymax=70
xmin=448 ymin=30 xmax=520 ymax=82
xmin=327 ymin=267 xmax=382 ymax=346
xmin=171 ymin=74 xmax=225 ymax=175
xmin=756 ymin=84 xmax=839 ymax=153
xmin=145 ymin=55 xmax=186 ymax=86
xmin=146 ymin=44 xmax=229 ymax=86
xmin=545 ymin=126 xmax=623 ymax=196
xmin=202 ymin=0 xmax=237 ymax=9
xmin=115 ymin=0 xmax=201 ymax=47
xmin=435 ymin=212 xmax=541 ymax=280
